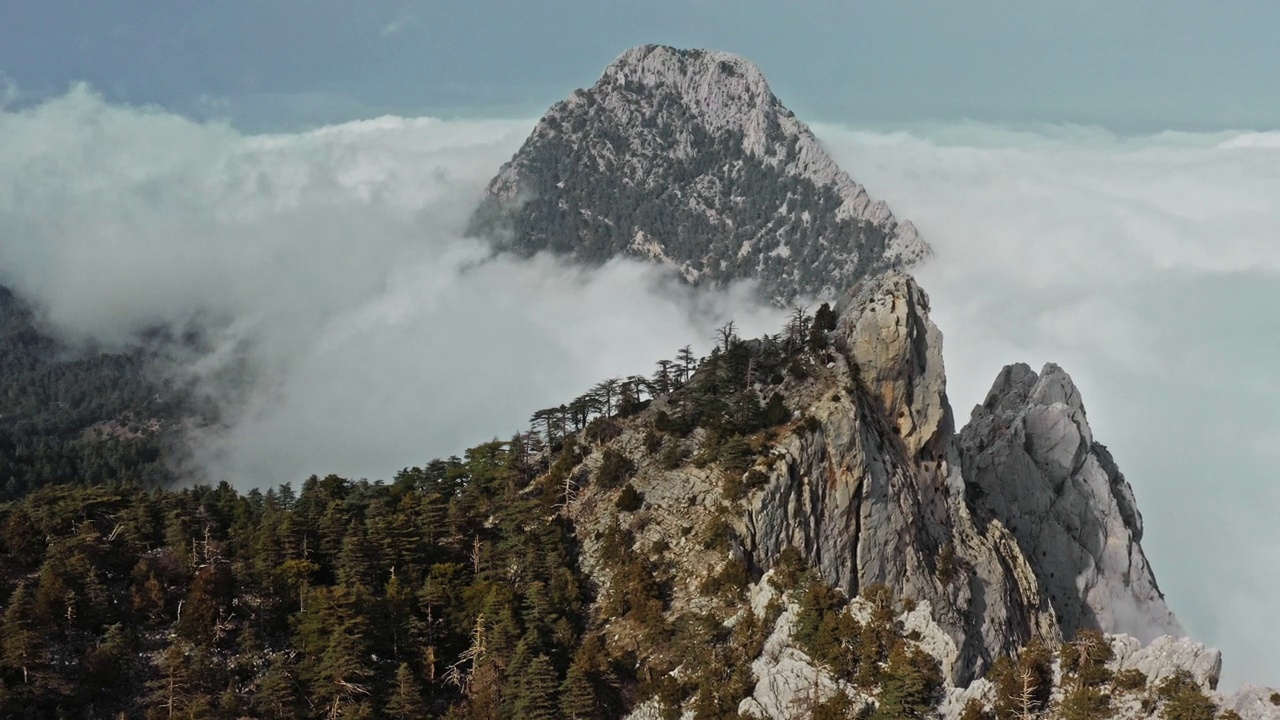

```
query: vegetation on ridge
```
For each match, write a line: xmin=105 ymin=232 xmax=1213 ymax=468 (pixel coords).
xmin=0 ymin=299 xmax=1238 ymax=718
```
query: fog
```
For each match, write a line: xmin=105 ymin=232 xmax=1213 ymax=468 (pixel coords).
xmin=2 ymin=87 xmax=1278 ymax=686
xmin=0 ymin=86 xmax=786 ymax=485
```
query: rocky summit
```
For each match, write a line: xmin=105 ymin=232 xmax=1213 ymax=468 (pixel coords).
xmin=560 ymin=271 xmax=1276 ymax=718
xmin=469 ymin=44 xmax=929 ymax=304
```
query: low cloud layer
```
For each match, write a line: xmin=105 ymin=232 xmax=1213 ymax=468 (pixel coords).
xmin=815 ymin=122 xmax=1280 ymax=687
xmin=0 ymin=87 xmax=784 ymax=486
xmin=3 ymin=88 xmax=1278 ymax=687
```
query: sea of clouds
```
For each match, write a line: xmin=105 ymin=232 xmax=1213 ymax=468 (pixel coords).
xmin=0 ymin=86 xmax=786 ymax=485
xmin=1 ymin=87 xmax=1278 ymax=686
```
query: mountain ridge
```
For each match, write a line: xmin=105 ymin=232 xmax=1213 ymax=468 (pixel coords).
xmin=464 ymin=42 xmax=1274 ymax=716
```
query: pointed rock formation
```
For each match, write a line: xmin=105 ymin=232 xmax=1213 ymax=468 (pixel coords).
xmin=741 ymin=272 xmax=1059 ymax=682
xmin=957 ymin=362 xmax=1183 ymax=643
xmin=469 ymin=44 xmax=929 ymax=303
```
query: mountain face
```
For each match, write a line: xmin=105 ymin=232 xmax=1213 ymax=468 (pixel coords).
xmin=561 ymin=271 xmax=1180 ymax=684
xmin=469 ymin=44 xmax=929 ymax=303
xmin=463 ymin=42 xmax=1258 ymax=712
xmin=560 ymin=272 xmax=1277 ymax=718
xmin=737 ymin=272 xmax=1062 ymax=679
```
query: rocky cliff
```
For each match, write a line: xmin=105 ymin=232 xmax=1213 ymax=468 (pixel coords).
xmin=957 ymin=363 xmax=1183 ymax=643
xmin=739 ymin=273 xmax=1062 ymax=681
xmin=468 ymin=44 xmax=929 ymax=303
xmin=557 ymin=272 xmax=1276 ymax=717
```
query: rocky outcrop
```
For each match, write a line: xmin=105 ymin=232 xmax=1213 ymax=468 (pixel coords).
xmin=1109 ymin=634 xmax=1222 ymax=690
xmin=564 ymin=267 xmax=1264 ymax=711
xmin=1224 ymin=687 xmax=1280 ymax=720
xmin=957 ymin=363 xmax=1183 ymax=643
xmin=740 ymin=272 xmax=1060 ymax=682
xmin=469 ymin=44 xmax=929 ymax=303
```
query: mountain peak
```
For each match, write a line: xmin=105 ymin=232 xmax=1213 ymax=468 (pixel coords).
xmin=469 ymin=45 xmax=930 ymax=304
xmin=599 ymin=45 xmax=776 ymax=128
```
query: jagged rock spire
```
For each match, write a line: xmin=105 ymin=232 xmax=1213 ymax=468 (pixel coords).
xmin=957 ymin=362 xmax=1184 ymax=643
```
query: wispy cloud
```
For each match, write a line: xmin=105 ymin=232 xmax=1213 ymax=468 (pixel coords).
xmin=0 ymin=73 xmax=17 ymax=107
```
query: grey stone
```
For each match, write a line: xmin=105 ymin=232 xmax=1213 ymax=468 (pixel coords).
xmin=469 ymin=44 xmax=930 ymax=304
xmin=742 ymin=272 xmax=1060 ymax=682
xmin=958 ymin=363 xmax=1184 ymax=643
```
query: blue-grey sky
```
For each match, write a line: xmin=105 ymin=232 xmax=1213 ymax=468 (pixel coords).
xmin=4 ymin=1 xmax=1279 ymax=131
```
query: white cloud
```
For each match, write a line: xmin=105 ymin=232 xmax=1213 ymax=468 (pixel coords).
xmin=0 ymin=74 xmax=16 ymax=108
xmin=0 ymin=86 xmax=784 ymax=485
xmin=814 ymin=121 xmax=1280 ymax=689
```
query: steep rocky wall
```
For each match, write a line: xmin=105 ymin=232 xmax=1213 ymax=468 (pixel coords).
xmin=957 ymin=362 xmax=1184 ymax=643
xmin=743 ymin=272 xmax=1060 ymax=681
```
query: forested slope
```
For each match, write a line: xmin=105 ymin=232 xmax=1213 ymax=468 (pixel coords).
xmin=0 ymin=286 xmax=183 ymax=499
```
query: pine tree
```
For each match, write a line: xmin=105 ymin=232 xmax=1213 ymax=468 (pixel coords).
xmin=386 ymin=662 xmax=429 ymax=720
xmin=872 ymin=642 xmax=943 ymax=720
xmin=991 ymin=641 xmax=1054 ymax=720
xmin=0 ymin=582 xmax=43 ymax=687
xmin=676 ymin=346 xmax=697 ymax=384
xmin=316 ymin=611 xmax=375 ymax=720
xmin=253 ymin=654 xmax=301 ymax=720
xmin=337 ymin=520 xmax=377 ymax=589
xmin=145 ymin=643 xmax=197 ymax=720
xmin=1059 ymin=685 xmax=1112 ymax=720
xmin=514 ymin=654 xmax=561 ymax=720
xmin=560 ymin=658 xmax=600 ymax=719
xmin=177 ymin=564 xmax=231 ymax=647
xmin=1157 ymin=671 xmax=1217 ymax=720
xmin=83 ymin=623 xmax=136 ymax=707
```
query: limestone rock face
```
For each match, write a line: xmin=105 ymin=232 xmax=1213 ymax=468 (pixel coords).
xmin=957 ymin=363 xmax=1183 ymax=643
xmin=1224 ymin=686 xmax=1280 ymax=720
xmin=469 ymin=44 xmax=929 ymax=303
xmin=838 ymin=271 xmax=951 ymax=462
xmin=742 ymin=272 xmax=1059 ymax=682
xmin=1109 ymin=634 xmax=1223 ymax=690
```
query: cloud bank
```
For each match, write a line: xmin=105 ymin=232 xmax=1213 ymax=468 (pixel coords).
xmin=0 ymin=86 xmax=785 ymax=486
xmin=814 ymin=122 xmax=1280 ymax=688
xmin=3 ymin=86 xmax=1278 ymax=688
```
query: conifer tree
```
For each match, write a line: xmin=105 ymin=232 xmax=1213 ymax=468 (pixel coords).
xmin=0 ymin=582 xmax=43 ymax=687
xmin=560 ymin=658 xmax=600 ymax=719
xmin=386 ymin=662 xmax=429 ymax=720
xmin=337 ymin=521 xmax=377 ymax=590
xmin=514 ymin=654 xmax=562 ymax=720
xmin=316 ymin=610 xmax=375 ymax=720
xmin=872 ymin=642 xmax=943 ymax=720
xmin=253 ymin=653 xmax=301 ymax=720
xmin=676 ymin=346 xmax=697 ymax=384
xmin=145 ymin=643 xmax=198 ymax=720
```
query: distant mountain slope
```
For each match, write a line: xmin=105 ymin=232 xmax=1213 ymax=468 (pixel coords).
xmin=0 ymin=285 xmax=180 ymax=498
xmin=469 ymin=44 xmax=929 ymax=303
